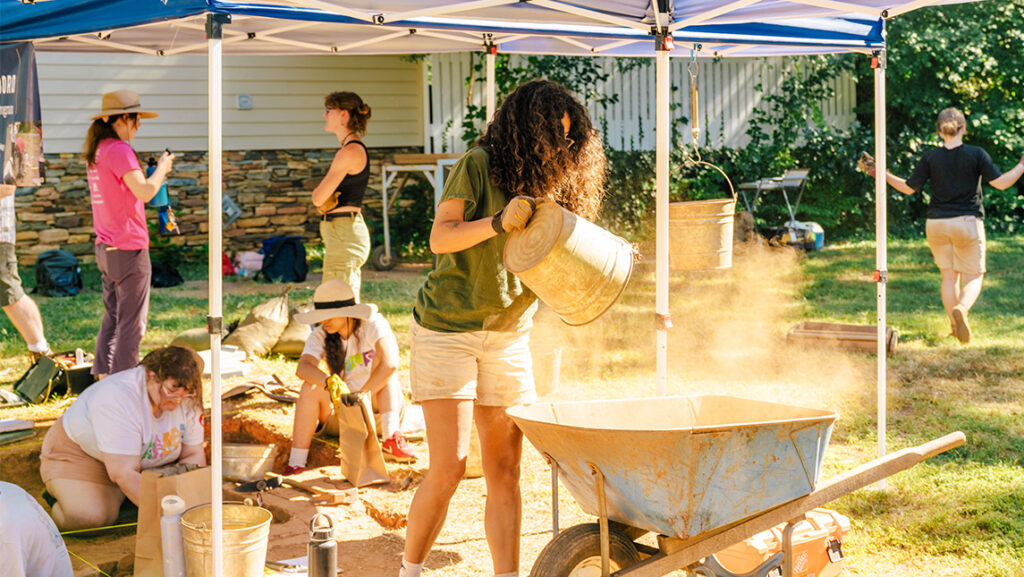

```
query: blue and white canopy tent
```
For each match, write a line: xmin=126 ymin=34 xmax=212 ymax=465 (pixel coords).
xmin=1 ymin=0 xmax=981 ymax=573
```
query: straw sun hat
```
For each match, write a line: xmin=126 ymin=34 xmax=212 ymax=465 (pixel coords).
xmin=91 ymin=90 xmax=159 ymax=121
xmin=294 ymin=279 xmax=376 ymax=324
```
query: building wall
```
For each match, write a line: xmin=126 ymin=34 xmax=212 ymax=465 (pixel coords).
xmin=37 ymin=53 xmax=424 ymax=154
xmin=14 ymin=148 xmax=418 ymax=266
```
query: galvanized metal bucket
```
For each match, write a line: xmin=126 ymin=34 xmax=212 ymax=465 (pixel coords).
xmin=669 ymin=197 xmax=736 ymax=271
xmin=222 ymin=443 xmax=278 ymax=482
xmin=504 ymin=202 xmax=634 ymax=326
xmin=180 ymin=502 xmax=272 ymax=577
xmin=507 ymin=395 xmax=837 ymax=541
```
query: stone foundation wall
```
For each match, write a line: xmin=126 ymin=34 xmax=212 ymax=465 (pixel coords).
xmin=11 ymin=147 xmax=419 ymax=265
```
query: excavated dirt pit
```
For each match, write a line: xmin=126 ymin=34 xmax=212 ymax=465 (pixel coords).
xmin=0 ymin=407 xmax=431 ymax=576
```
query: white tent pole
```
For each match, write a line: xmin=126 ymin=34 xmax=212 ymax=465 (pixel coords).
xmin=873 ymin=46 xmax=887 ymax=489
xmin=206 ymin=13 xmax=227 ymax=577
xmin=655 ymin=33 xmax=671 ymax=397
xmin=485 ymin=38 xmax=496 ymax=124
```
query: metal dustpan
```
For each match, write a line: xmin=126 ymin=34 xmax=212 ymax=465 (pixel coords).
xmin=507 ymin=395 xmax=837 ymax=541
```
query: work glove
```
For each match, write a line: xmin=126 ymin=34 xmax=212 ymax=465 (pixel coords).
xmin=337 ymin=392 xmax=362 ymax=407
xmin=491 ymin=196 xmax=537 ymax=234
xmin=325 ymin=373 xmax=350 ymax=408
xmin=857 ymin=151 xmax=876 ymax=177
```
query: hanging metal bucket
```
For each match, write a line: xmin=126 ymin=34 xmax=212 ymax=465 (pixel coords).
xmin=669 ymin=196 xmax=736 ymax=271
xmin=505 ymin=202 xmax=634 ymax=326
xmin=180 ymin=501 xmax=272 ymax=577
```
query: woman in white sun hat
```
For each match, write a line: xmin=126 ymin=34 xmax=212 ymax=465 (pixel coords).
xmin=283 ymin=278 xmax=415 ymax=475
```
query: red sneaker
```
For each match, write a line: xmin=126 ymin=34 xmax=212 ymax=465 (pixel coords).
xmin=381 ymin=431 xmax=417 ymax=462
xmin=282 ymin=465 xmax=306 ymax=476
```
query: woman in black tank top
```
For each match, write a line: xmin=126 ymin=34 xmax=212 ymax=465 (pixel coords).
xmin=312 ymin=91 xmax=373 ymax=297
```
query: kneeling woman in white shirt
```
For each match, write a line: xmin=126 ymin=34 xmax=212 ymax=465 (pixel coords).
xmin=284 ymin=279 xmax=416 ymax=475
xmin=39 ymin=346 xmax=205 ymax=530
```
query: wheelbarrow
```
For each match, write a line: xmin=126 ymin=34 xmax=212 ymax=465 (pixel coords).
xmin=507 ymin=395 xmax=965 ymax=577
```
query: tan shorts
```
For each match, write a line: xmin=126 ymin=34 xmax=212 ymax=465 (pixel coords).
xmin=409 ymin=317 xmax=536 ymax=407
xmin=39 ymin=417 xmax=117 ymax=487
xmin=926 ymin=216 xmax=986 ymax=274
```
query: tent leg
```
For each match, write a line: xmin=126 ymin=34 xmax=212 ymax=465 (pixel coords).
xmin=207 ymin=14 xmax=227 ymax=577
xmin=655 ymin=38 xmax=670 ymax=396
xmin=485 ymin=39 xmax=496 ymax=124
xmin=873 ymin=47 xmax=888 ymax=489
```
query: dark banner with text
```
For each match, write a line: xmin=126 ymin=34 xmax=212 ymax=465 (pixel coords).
xmin=1 ymin=42 xmax=43 ymax=188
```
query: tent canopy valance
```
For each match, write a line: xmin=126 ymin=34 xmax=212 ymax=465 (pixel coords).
xmin=5 ymin=0 xmax=977 ymax=57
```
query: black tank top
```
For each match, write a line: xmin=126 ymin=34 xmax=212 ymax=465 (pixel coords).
xmin=334 ymin=141 xmax=370 ymax=209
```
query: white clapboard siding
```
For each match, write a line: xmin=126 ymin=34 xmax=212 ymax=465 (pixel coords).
xmin=427 ymin=54 xmax=856 ymax=152
xmin=36 ymin=53 xmax=423 ymax=153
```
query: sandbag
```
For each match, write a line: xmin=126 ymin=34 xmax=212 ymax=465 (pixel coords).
xmin=271 ymin=303 xmax=313 ymax=358
xmin=223 ymin=287 xmax=291 ymax=357
xmin=169 ymin=327 xmax=227 ymax=352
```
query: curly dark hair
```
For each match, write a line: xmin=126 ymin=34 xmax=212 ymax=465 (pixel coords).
xmin=478 ymin=79 xmax=605 ymax=220
xmin=140 ymin=346 xmax=204 ymax=408
xmin=325 ymin=91 xmax=372 ymax=135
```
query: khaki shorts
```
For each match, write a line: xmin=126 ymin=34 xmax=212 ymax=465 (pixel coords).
xmin=409 ymin=317 xmax=536 ymax=407
xmin=926 ymin=216 xmax=986 ymax=274
xmin=39 ymin=417 xmax=117 ymax=487
xmin=0 ymin=242 xmax=26 ymax=307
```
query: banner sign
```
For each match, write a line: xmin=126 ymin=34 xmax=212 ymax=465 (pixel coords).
xmin=1 ymin=41 xmax=43 ymax=189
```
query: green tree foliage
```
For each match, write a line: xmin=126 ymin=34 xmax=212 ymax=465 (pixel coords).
xmin=872 ymin=0 xmax=1024 ymax=233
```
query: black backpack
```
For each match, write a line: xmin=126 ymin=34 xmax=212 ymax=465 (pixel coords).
xmin=34 ymin=250 xmax=83 ymax=297
xmin=151 ymin=260 xmax=184 ymax=288
xmin=259 ymin=236 xmax=308 ymax=283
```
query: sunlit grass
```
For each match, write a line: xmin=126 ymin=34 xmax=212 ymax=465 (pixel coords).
xmin=1 ymin=236 xmax=1022 ymax=575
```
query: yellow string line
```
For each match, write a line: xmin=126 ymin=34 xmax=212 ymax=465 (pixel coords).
xmin=60 ymin=521 xmax=138 ymax=536
xmin=66 ymin=548 xmax=113 ymax=577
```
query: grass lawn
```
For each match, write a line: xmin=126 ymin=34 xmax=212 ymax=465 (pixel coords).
xmin=1 ymin=236 xmax=1022 ymax=576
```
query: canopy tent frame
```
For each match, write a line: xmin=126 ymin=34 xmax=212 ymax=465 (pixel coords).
xmin=3 ymin=0 xmax=976 ymax=572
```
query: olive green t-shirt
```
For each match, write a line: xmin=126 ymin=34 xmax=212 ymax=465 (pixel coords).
xmin=413 ymin=147 xmax=537 ymax=333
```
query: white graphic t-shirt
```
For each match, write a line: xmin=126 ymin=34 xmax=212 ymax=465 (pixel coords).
xmin=61 ymin=366 xmax=203 ymax=469
xmin=301 ymin=312 xmax=393 ymax=391
xmin=0 ymin=481 xmax=73 ymax=577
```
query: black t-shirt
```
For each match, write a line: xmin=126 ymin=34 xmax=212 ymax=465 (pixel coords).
xmin=905 ymin=144 xmax=1002 ymax=219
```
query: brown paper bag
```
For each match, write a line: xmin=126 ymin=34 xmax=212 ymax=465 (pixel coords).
xmin=134 ymin=464 xmax=213 ymax=577
xmin=337 ymin=394 xmax=389 ymax=487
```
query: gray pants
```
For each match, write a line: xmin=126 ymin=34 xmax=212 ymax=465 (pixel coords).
xmin=93 ymin=244 xmax=151 ymax=375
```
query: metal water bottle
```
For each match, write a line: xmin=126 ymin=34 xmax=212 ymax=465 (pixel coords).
xmin=308 ymin=513 xmax=337 ymax=577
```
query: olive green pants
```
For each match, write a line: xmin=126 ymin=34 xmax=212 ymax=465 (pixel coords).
xmin=320 ymin=213 xmax=371 ymax=296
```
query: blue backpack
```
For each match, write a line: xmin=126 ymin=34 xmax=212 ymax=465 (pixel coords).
xmin=34 ymin=249 xmax=83 ymax=297
xmin=259 ymin=236 xmax=308 ymax=283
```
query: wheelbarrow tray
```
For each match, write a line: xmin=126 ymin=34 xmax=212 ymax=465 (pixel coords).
xmin=507 ymin=395 xmax=837 ymax=541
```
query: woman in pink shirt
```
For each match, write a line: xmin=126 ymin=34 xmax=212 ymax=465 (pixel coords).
xmin=83 ymin=90 xmax=174 ymax=377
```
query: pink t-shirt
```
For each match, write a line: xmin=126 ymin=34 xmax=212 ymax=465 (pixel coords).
xmin=87 ymin=139 xmax=149 ymax=250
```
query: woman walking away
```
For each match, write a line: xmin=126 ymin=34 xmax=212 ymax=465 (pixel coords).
xmin=84 ymin=90 xmax=174 ymax=378
xmin=400 ymin=79 xmax=606 ymax=577
xmin=312 ymin=91 xmax=372 ymax=297
xmin=861 ymin=107 xmax=1024 ymax=343
xmin=283 ymin=278 xmax=416 ymax=476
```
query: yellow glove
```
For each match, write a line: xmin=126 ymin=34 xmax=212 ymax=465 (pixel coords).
xmin=857 ymin=151 xmax=876 ymax=176
xmin=325 ymin=374 xmax=350 ymax=408
xmin=491 ymin=196 xmax=537 ymax=234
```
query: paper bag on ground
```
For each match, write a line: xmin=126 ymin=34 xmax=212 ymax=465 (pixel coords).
xmin=337 ymin=394 xmax=389 ymax=487
xmin=134 ymin=464 xmax=212 ymax=577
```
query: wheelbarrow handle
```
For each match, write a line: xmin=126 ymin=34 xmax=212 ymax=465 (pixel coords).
xmin=910 ymin=431 xmax=967 ymax=460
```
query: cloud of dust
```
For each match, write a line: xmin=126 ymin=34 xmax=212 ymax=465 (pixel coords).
xmin=529 ymin=243 xmax=875 ymax=414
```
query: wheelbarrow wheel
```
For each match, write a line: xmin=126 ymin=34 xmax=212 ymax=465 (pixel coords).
xmin=529 ymin=523 xmax=641 ymax=577
xmin=371 ymin=245 xmax=399 ymax=271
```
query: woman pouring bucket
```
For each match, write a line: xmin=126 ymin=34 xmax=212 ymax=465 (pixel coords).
xmin=399 ymin=80 xmax=607 ymax=577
